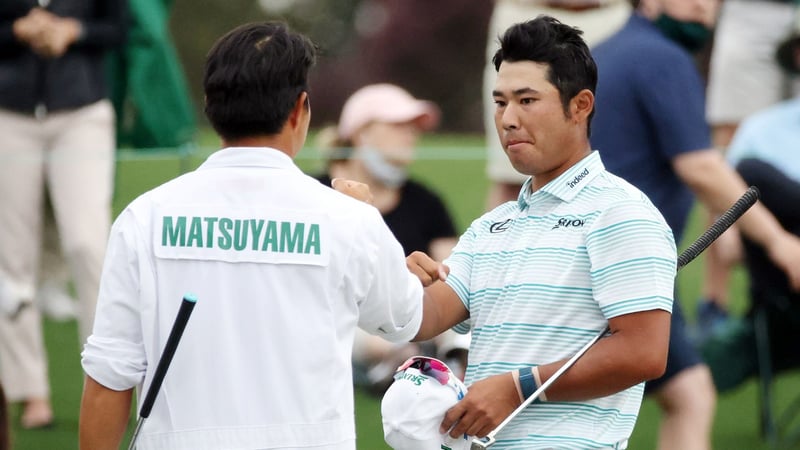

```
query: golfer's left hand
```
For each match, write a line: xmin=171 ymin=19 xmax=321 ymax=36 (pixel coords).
xmin=440 ymin=372 xmax=521 ymax=438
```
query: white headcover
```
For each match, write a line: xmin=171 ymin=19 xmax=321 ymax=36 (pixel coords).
xmin=381 ymin=364 xmax=471 ymax=450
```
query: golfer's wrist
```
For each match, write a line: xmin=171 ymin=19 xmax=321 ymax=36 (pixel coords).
xmin=515 ymin=367 xmax=546 ymax=403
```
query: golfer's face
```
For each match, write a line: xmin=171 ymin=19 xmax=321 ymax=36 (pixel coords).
xmin=493 ymin=60 xmax=574 ymax=181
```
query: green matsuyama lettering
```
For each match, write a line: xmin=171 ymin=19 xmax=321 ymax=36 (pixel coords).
xmin=218 ymin=218 xmax=233 ymax=249
xmin=162 ymin=216 xmax=186 ymax=247
xmin=280 ymin=222 xmax=303 ymax=252
xmin=203 ymin=217 xmax=218 ymax=248
xmin=161 ymin=215 xmax=322 ymax=255
xmin=250 ymin=219 xmax=264 ymax=250
xmin=187 ymin=217 xmax=203 ymax=247
xmin=304 ymin=224 xmax=320 ymax=255
xmin=261 ymin=220 xmax=278 ymax=251
xmin=233 ymin=219 xmax=248 ymax=251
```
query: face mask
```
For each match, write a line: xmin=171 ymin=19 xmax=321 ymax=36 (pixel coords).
xmin=361 ymin=148 xmax=408 ymax=188
xmin=655 ymin=14 xmax=712 ymax=53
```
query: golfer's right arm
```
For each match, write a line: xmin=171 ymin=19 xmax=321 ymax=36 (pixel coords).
xmin=413 ymin=281 xmax=468 ymax=341
xmin=79 ymin=376 xmax=132 ymax=450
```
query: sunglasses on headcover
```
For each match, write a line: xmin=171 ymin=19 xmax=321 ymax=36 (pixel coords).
xmin=394 ymin=356 xmax=453 ymax=386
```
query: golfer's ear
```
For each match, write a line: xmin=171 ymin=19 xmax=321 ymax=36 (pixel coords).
xmin=570 ymin=89 xmax=594 ymax=122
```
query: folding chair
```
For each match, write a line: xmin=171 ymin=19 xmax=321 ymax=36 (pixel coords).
xmin=752 ymin=290 xmax=800 ymax=449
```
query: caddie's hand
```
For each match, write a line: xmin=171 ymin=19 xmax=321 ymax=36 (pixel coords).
xmin=331 ymin=178 xmax=373 ymax=204
xmin=406 ymin=251 xmax=449 ymax=286
xmin=767 ymin=230 xmax=800 ymax=291
xmin=440 ymin=372 xmax=521 ymax=439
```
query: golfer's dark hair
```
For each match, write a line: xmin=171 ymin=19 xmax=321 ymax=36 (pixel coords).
xmin=492 ymin=15 xmax=597 ymax=133
xmin=203 ymin=21 xmax=317 ymax=140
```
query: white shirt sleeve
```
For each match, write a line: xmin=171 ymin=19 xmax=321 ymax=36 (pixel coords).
xmin=354 ymin=207 xmax=424 ymax=343
xmin=81 ymin=208 xmax=147 ymax=391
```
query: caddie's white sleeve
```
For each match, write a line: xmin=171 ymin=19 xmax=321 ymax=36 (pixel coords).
xmin=81 ymin=209 xmax=147 ymax=391
xmin=356 ymin=208 xmax=423 ymax=343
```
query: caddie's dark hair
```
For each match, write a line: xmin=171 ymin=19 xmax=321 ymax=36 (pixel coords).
xmin=492 ymin=15 xmax=597 ymax=134
xmin=203 ymin=21 xmax=317 ymax=140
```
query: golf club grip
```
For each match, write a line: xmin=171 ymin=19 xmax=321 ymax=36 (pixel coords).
xmin=677 ymin=186 xmax=760 ymax=270
xmin=138 ymin=294 xmax=197 ymax=418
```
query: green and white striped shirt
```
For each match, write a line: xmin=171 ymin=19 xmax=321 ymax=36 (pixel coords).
xmin=446 ymin=151 xmax=676 ymax=449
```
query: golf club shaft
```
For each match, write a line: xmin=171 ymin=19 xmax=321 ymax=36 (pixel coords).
xmin=473 ymin=186 xmax=761 ymax=449
xmin=127 ymin=293 xmax=197 ymax=450
xmin=472 ymin=327 xmax=607 ymax=449
xmin=677 ymin=186 xmax=759 ymax=269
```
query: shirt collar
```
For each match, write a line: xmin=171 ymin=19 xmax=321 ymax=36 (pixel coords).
xmin=517 ymin=151 xmax=604 ymax=209
xmin=198 ymin=147 xmax=302 ymax=173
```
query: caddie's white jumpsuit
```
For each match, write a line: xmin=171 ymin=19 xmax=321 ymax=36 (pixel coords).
xmin=81 ymin=147 xmax=425 ymax=450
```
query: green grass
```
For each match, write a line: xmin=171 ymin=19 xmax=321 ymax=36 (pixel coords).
xmin=6 ymin=135 xmax=800 ymax=449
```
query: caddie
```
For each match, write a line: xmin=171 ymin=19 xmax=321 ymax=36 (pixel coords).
xmin=78 ymin=21 xmax=427 ymax=450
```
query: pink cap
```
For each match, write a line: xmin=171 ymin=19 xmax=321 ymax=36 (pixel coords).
xmin=338 ymin=84 xmax=441 ymax=140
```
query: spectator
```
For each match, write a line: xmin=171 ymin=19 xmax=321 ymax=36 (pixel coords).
xmin=35 ymin=207 xmax=79 ymax=322
xmin=315 ymin=83 xmax=467 ymax=390
xmin=406 ymin=16 xmax=675 ymax=448
xmin=319 ymin=83 xmax=456 ymax=263
xmin=33 ymin=0 xmax=201 ymax=325
xmin=702 ymin=38 xmax=800 ymax=391
xmin=697 ymin=0 xmax=800 ymax=334
xmin=0 ymin=0 xmax=127 ymax=429
xmin=591 ymin=0 xmax=800 ymax=448
xmin=482 ymin=0 xmax=631 ymax=207
xmin=79 ymin=21 xmax=429 ymax=450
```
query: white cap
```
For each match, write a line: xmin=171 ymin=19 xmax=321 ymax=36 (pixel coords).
xmin=337 ymin=83 xmax=441 ymax=140
xmin=381 ymin=364 xmax=471 ymax=450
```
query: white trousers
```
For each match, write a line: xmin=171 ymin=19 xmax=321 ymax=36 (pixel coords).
xmin=706 ymin=0 xmax=800 ymax=125
xmin=0 ymin=100 xmax=114 ymax=400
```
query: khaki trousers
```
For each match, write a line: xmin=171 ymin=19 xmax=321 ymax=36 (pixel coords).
xmin=0 ymin=100 xmax=114 ymax=400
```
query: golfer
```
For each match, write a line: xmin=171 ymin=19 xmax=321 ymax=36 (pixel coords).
xmin=78 ymin=21 xmax=426 ymax=450
xmin=405 ymin=16 xmax=676 ymax=448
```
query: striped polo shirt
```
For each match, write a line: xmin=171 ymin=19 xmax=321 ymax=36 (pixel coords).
xmin=445 ymin=151 xmax=676 ymax=449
